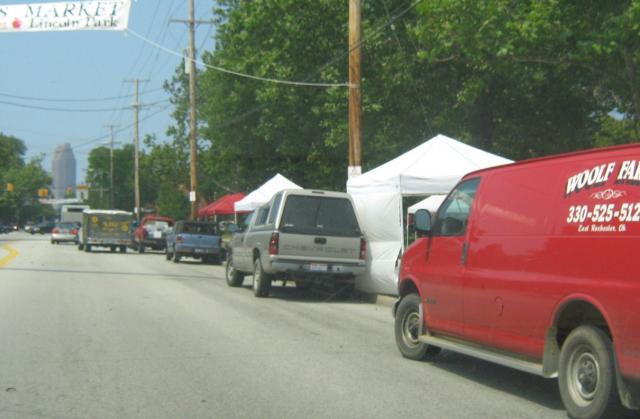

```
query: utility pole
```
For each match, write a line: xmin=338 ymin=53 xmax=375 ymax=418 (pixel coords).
xmin=171 ymin=1 xmax=213 ymax=220
xmin=125 ymin=79 xmax=148 ymax=222
xmin=348 ymin=0 xmax=363 ymax=179
xmin=105 ymin=124 xmax=119 ymax=209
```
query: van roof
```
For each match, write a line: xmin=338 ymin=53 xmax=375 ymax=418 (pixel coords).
xmin=464 ymin=142 xmax=640 ymax=179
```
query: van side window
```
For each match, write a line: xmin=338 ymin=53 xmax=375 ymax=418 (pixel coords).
xmin=255 ymin=205 xmax=270 ymax=227
xmin=433 ymin=178 xmax=480 ymax=236
xmin=267 ymin=192 xmax=283 ymax=225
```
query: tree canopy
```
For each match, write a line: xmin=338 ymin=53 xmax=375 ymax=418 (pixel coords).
xmin=86 ymin=0 xmax=640 ymax=214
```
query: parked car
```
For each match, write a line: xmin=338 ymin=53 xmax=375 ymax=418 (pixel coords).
xmin=0 ymin=224 xmax=10 ymax=234
xmin=165 ymin=221 xmax=222 ymax=264
xmin=130 ymin=215 xmax=174 ymax=253
xmin=81 ymin=210 xmax=132 ymax=253
xmin=32 ymin=221 xmax=55 ymax=234
xmin=225 ymin=189 xmax=367 ymax=297
xmin=394 ymin=143 xmax=640 ymax=419
xmin=51 ymin=222 xmax=79 ymax=244
xmin=24 ymin=222 xmax=35 ymax=234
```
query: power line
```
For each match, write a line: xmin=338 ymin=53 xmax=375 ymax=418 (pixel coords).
xmin=0 ymin=87 xmax=164 ymax=103
xmin=72 ymin=104 xmax=173 ymax=150
xmin=126 ymin=27 xmax=352 ymax=88
xmin=0 ymin=98 xmax=169 ymax=113
xmin=204 ymin=0 xmax=427 ymax=130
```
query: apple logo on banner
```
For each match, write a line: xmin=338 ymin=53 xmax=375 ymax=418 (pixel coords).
xmin=12 ymin=18 xmax=21 ymax=29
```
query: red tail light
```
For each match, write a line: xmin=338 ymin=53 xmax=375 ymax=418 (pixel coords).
xmin=176 ymin=235 xmax=183 ymax=243
xmin=268 ymin=232 xmax=279 ymax=255
xmin=52 ymin=228 xmax=60 ymax=234
xmin=359 ymin=238 xmax=367 ymax=260
xmin=71 ymin=228 xmax=78 ymax=235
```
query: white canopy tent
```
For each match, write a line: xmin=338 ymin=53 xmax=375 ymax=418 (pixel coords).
xmin=347 ymin=134 xmax=513 ymax=294
xmin=408 ymin=195 xmax=447 ymax=215
xmin=234 ymin=173 xmax=302 ymax=212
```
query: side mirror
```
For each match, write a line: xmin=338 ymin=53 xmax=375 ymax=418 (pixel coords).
xmin=414 ymin=209 xmax=432 ymax=234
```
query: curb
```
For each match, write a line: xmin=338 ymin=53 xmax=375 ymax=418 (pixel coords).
xmin=356 ymin=292 xmax=397 ymax=308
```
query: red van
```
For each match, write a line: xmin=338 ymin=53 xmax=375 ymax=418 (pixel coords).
xmin=394 ymin=143 xmax=640 ymax=419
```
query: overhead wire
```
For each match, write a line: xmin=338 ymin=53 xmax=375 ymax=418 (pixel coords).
xmin=0 ymin=98 xmax=169 ymax=113
xmin=126 ymin=28 xmax=352 ymax=88
xmin=206 ymin=0 xmax=427 ymax=130
xmin=73 ymin=103 xmax=174 ymax=150
xmin=378 ymin=0 xmax=433 ymax=136
xmin=0 ymin=87 xmax=164 ymax=103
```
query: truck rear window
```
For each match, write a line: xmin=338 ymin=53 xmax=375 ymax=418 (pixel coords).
xmin=182 ymin=223 xmax=217 ymax=235
xmin=280 ymin=196 xmax=361 ymax=237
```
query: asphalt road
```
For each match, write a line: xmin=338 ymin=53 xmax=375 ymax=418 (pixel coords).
xmin=0 ymin=232 xmax=573 ymax=419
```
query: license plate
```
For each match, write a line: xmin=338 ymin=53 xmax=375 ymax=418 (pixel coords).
xmin=153 ymin=231 xmax=162 ymax=239
xmin=309 ymin=263 xmax=328 ymax=272
xmin=194 ymin=248 xmax=205 ymax=253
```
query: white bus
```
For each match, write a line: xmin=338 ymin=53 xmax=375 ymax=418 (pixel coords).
xmin=60 ymin=205 xmax=89 ymax=224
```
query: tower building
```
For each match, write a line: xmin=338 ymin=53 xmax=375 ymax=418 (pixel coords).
xmin=52 ymin=143 xmax=76 ymax=199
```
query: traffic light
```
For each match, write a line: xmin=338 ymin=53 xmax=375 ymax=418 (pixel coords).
xmin=6 ymin=183 xmax=13 ymax=192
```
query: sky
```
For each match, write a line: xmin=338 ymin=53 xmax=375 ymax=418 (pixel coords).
xmin=0 ymin=0 xmax=217 ymax=184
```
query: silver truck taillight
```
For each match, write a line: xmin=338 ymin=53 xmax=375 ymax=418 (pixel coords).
xmin=268 ymin=232 xmax=279 ymax=255
xmin=359 ymin=238 xmax=367 ymax=260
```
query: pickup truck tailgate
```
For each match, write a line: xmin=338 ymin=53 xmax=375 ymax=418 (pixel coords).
xmin=278 ymin=233 xmax=361 ymax=261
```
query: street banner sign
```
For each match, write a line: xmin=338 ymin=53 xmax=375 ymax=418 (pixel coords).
xmin=0 ymin=1 xmax=132 ymax=32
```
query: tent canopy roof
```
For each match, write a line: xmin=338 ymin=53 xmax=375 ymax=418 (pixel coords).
xmin=408 ymin=195 xmax=447 ymax=215
xmin=198 ymin=193 xmax=246 ymax=217
xmin=347 ymin=134 xmax=513 ymax=196
xmin=234 ymin=174 xmax=302 ymax=212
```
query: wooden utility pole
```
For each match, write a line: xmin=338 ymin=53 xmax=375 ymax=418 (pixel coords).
xmin=105 ymin=124 xmax=119 ymax=209
xmin=171 ymin=0 xmax=207 ymax=220
xmin=125 ymin=79 xmax=148 ymax=222
xmin=348 ymin=0 xmax=362 ymax=179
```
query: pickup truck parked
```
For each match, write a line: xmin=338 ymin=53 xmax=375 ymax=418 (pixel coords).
xmin=225 ymin=189 xmax=367 ymax=298
xmin=80 ymin=210 xmax=132 ymax=253
xmin=165 ymin=221 xmax=222 ymax=264
xmin=130 ymin=215 xmax=174 ymax=253
xmin=395 ymin=144 xmax=640 ymax=419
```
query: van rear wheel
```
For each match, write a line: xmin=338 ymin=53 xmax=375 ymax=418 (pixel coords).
xmin=558 ymin=325 xmax=622 ymax=419
xmin=394 ymin=293 xmax=440 ymax=361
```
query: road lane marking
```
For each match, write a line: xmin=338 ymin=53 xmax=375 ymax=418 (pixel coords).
xmin=0 ymin=244 xmax=19 ymax=267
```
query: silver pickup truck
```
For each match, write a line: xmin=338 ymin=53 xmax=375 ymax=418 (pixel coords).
xmin=225 ymin=189 xmax=367 ymax=297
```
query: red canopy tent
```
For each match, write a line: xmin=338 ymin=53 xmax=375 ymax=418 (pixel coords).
xmin=198 ymin=193 xmax=247 ymax=217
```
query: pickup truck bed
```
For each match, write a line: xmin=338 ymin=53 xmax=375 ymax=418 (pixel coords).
xmin=165 ymin=221 xmax=222 ymax=264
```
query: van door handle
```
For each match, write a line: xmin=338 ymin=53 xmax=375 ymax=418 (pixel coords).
xmin=314 ymin=237 xmax=327 ymax=244
xmin=460 ymin=242 xmax=468 ymax=266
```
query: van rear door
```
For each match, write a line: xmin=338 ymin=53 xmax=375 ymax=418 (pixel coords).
xmin=277 ymin=195 xmax=363 ymax=265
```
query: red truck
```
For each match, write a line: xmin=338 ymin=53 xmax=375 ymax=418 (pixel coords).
xmin=130 ymin=215 xmax=175 ymax=253
xmin=394 ymin=143 xmax=640 ymax=419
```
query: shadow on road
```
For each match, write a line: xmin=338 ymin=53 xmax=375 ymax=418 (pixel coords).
xmin=432 ymin=350 xmax=563 ymax=411
xmin=236 ymin=282 xmax=374 ymax=305
xmin=0 ymin=267 xmax=213 ymax=280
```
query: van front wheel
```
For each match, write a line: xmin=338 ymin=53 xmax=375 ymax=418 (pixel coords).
xmin=558 ymin=325 xmax=622 ymax=419
xmin=394 ymin=293 xmax=440 ymax=361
